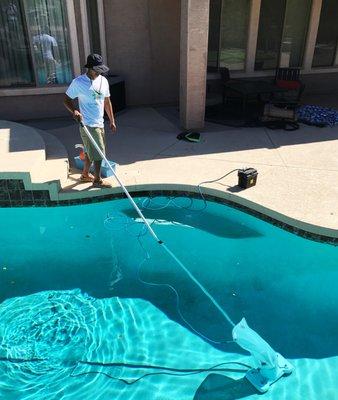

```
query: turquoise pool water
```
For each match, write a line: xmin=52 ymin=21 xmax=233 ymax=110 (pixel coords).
xmin=0 ymin=196 xmax=338 ymax=399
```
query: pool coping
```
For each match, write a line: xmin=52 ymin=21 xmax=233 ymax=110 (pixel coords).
xmin=1 ymin=177 xmax=337 ymax=245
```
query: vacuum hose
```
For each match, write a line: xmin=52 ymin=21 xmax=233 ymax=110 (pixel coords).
xmin=79 ymin=121 xmax=235 ymax=327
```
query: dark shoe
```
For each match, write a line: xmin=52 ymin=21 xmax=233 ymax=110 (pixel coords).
xmin=79 ymin=174 xmax=94 ymax=182
xmin=92 ymin=178 xmax=112 ymax=188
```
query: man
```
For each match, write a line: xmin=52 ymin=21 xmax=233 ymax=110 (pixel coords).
xmin=33 ymin=26 xmax=59 ymax=84
xmin=64 ymin=54 xmax=116 ymax=187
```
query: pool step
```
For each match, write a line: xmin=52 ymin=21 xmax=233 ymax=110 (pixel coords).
xmin=0 ymin=120 xmax=46 ymax=174
xmin=38 ymin=129 xmax=69 ymax=161
xmin=1 ymin=119 xmax=118 ymax=203
xmin=30 ymin=130 xmax=69 ymax=188
xmin=0 ymin=120 xmax=71 ymax=200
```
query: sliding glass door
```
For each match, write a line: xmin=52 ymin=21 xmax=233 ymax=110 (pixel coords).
xmin=207 ymin=0 xmax=250 ymax=71
xmin=0 ymin=0 xmax=34 ymax=87
xmin=255 ymin=0 xmax=312 ymax=70
xmin=312 ymin=0 xmax=338 ymax=67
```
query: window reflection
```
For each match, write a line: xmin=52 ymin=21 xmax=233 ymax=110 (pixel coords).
xmin=312 ymin=0 xmax=338 ymax=68
xmin=0 ymin=0 xmax=34 ymax=87
xmin=207 ymin=0 xmax=250 ymax=71
xmin=255 ymin=0 xmax=311 ymax=70
xmin=24 ymin=0 xmax=72 ymax=85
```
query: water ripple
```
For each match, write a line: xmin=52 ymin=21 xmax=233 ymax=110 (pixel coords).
xmin=0 ymin=289 xmax=247 ymax=400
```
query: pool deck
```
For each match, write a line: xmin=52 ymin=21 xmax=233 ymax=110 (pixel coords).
xmin=2 ymin=106 xmax=338 ymax=239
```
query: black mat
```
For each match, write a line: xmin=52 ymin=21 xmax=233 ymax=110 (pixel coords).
xmin=205 ymin=102 xmax=265 ymax=128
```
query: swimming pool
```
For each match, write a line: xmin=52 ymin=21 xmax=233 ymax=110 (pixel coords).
xmin=1 ymin=196 xmax=337 ymax=399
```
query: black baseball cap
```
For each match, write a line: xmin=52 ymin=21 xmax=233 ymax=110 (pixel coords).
xmin=84 ymin=54 xmax=109 ymax=74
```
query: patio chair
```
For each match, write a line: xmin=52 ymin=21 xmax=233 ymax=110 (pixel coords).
xmin=206 ymin=67 xmax=238 ymax=107
xmin=272 ymin=67 xmax=305 ymax=106
xmin=261 ymin=68 xmax=305 ymax=120
xmin=261 ymin=68 xmax=305 ymax=129
xmin=219 ymin=67 xmax=245 ymax=105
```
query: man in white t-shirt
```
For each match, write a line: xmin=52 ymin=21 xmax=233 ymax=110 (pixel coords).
xmin=64 ymin=54 xmax=116 ymax=187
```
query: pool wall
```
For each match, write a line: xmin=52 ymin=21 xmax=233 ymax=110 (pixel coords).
xmin=0 ymin=177 xmax=337 ymax=246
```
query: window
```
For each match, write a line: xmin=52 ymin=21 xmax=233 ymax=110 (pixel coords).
xmin=312 ymin=0 xmax=338 ymax=68
xmin=86 ymin=0 xmax=101 ymax=54
xmin=0 ymin=0 xmax=34 ymax=87
xmin=0 ymin=0 xmax=72 ymax=88
xmin=280 ymin=0 xmax=311 ymax=68
xmin=255 ymin=0 xmax=311 ymax=70
xmin=207 ymin=0 xmax=221 ymax=69
xmin=208 ymin=0 xmax=250 ymax=71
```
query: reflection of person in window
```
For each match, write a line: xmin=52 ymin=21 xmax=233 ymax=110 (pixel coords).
xmin=4 ymin=2 xmax=18 ymax=25
xmin=33 ymin=26 xmax=60 ymax=84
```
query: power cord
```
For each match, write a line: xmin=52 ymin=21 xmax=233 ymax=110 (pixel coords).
xmin=71 ymin=360 xmax=251 ymax=385
xmin=197 ymin=169 xmax=241 ymax=207
xmin=0 ymin=357 xmax=251 ymax=386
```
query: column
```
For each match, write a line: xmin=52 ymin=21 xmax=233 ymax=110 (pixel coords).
xmin=180 ymin=0 xmax=210 ymax=130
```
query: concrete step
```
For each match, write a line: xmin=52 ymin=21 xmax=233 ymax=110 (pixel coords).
xmin=37 ymin=129 xmax=69 ymax=160
xmin=0 ymin=120 xmax=46 ymax=173
xmin=0 ymin=121 xmax=71 ymax=199
xmin=30 ymin=130 xmax=69 ymax=187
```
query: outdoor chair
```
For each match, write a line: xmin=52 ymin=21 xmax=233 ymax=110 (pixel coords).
xmin=271 ymin=67 xmax=305 ymax=106
xmin=219 ymin=67 xmax=246 ymax=105
xmin=261 ymin=68 xmax=305 ymax=127
xmin=206 ymin=67 xmax=236 ymax=107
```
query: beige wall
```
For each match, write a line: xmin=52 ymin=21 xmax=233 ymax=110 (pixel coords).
xmin=0 ymin=94 xmax=68 ymax=121
xmin=0 ymin=0 xmax=180 ymax=120
xmin=103 ymin=0 xmax=180 ymax=106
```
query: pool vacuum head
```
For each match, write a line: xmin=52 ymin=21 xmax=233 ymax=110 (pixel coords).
xmin=232 ymin=318 xmax=294 ymax=393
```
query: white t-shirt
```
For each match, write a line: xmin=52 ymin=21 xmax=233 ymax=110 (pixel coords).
xmin=33 ymin=34 xmax=57 ymax=60
xmin=66 ymin=74 xmax=110 ymax=128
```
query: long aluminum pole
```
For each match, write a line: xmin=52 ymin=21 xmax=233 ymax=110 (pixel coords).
xmin=79 ymin=121 xmax=162 ymax=243
xmin=79 ymin=121 xmax=235 ymax=327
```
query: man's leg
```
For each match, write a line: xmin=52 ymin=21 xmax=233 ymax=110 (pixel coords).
xmin=93 ymin=160 xmax=102 ymax=182
xmin=87 ymin=127 xmax=111 ymax=187
xmin=82 ymin=153 xmax=92 ymax=178
xmin=79 ymin=127 xmax=94 ymax=181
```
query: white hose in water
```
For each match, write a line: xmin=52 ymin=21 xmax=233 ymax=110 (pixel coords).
xmin=80 ymin=121 xmax=294 ymax=393
xmin=79 ymin=121 xmax=236 ymax=327
xmin=79 ymin=121 xmax=161 ymax=244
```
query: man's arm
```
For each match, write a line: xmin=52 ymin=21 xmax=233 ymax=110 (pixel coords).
xmin=64 ymin=94 xmax=82 ymax=121
xmin=104 ymin=97 xmax=116 ymax=132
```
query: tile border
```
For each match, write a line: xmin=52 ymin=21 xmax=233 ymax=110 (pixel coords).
xmin=0 ymin=178 xmax=337 ymax=246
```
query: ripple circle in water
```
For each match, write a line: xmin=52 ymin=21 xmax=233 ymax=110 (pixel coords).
xmin=0 ymin=289 xmax=99 ymax=398
xmin=0 ymin=289 xmax=245 ymax=400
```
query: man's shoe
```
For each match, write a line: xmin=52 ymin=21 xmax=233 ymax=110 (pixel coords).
xmin=92 ymin=178 xmax=112 ymax=188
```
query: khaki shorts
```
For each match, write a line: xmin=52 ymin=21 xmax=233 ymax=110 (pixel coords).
xmin=80 ymin=126 xmax=106 ymax=162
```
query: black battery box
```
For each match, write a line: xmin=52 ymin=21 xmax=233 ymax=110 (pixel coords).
xmin=238 ymin=168 xmax=258 ymax=189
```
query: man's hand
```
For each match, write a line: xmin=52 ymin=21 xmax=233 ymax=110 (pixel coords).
xmin=73 ymin=110 xmax=83 ymax=122
xmin=109 ymin=120 xmax=117 ymax=133
xmin=104 ymin=97 xmax=116 ymax=133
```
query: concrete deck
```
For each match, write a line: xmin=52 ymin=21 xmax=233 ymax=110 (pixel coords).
xmin=10 ymin=107 xmax=338 ymax=238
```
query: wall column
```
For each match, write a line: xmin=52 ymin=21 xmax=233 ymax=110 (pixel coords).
xmin=180 ymin=0 xmax=210 ymax=130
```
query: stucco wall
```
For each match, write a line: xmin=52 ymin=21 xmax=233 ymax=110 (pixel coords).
xmin=103 ymin=0 xmax=180 ymax=106
xmin=0 ymin=94 xmax=68 ymax=121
